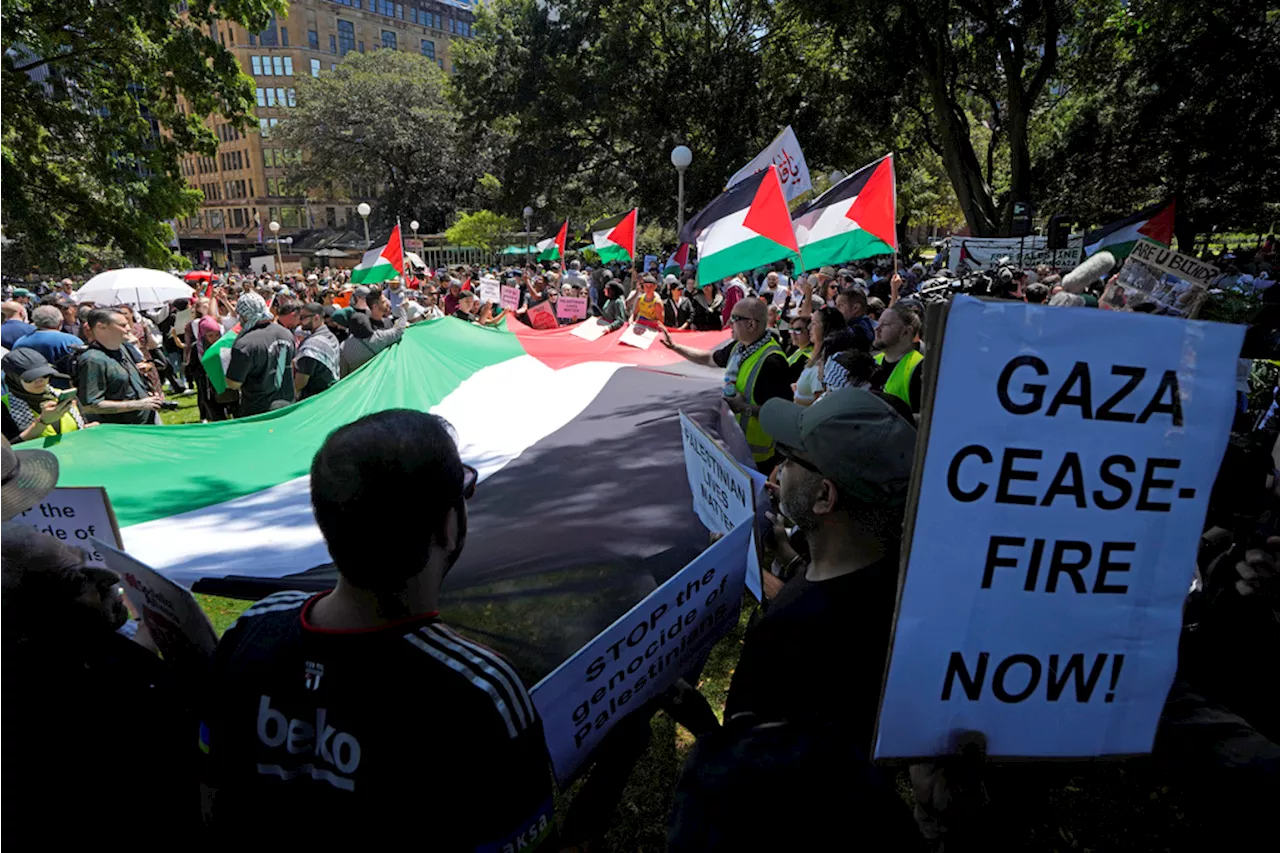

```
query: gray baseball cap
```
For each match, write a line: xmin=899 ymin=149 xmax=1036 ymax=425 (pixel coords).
xmin=760 ymin=388 xmax=916 ymax=506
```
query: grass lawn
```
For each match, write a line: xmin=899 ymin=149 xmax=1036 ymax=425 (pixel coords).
xmin=159 ymin=390 xmax=201 ymax=425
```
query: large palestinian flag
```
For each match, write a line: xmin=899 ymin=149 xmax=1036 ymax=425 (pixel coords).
xmin=791 ymin=154 xmax=897 ymax=268
xmin=679 ymin=165 xmax=801 ymax=286
xmin=1083 ymin=199 xmax=1176 ymax=261
xmin=536 ymin=220 xmax=569 ymax=262
xmin=351 ymin=222 xmax=405 ymax=284
xmin=589 ymin=209 xmax=637 ymax=264
xmin=42 ymin=317 xmax=732 ymax=679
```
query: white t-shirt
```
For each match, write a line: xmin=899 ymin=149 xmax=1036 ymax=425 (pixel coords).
xmin=795 ymin=363 xmax=822 ymax=405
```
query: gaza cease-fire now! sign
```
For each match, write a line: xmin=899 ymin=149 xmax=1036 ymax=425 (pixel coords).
xmin=874 ymin=295 xmax=1242 ymax=759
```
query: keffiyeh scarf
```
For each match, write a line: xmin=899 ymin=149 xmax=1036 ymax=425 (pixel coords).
xmin=722 ymin=336 xmax=770 ymax=398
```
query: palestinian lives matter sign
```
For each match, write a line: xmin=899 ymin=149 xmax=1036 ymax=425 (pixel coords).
xmin=875 ymin=296 xmax=1242 ymax=759
xmin=532 ymin=522 xmax=752 ymax=784
xmin=1101 ymin=239 xmax=1219 ymax=318
xmin=556 ymin=296 xmax=589 ymax=320
xmin=680 ymin=412 xmax=764 ymax=600
xmin=949 ymin=236 xmax=1084 ymax=272
xmin=12 ymin=486 xmax=123 ymax=568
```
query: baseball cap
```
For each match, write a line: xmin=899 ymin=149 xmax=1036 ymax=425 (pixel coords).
xmin=2 ymin=348 xmax=69 ymax=384
xmin=664 ymin=273 xmax=680 ymax=286
xmin=760 ymin=388 xmax=916 ymax=505
xmin=818 ymin=266 xmax=836 ymax=280
xmin=641 ymin=273 xmax=658 ymax=285
xmin=2 ymin=436 xmax=59 ymax=521
xmin=352 ymin=285 xmax=371 ymax=302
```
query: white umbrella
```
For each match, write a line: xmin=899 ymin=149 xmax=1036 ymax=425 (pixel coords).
xmin=77 ymin=268 xmax=196 ymax=309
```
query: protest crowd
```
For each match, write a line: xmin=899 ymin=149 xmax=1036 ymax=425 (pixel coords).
xmin=3 ymin=201 xmax=1279 ymax=852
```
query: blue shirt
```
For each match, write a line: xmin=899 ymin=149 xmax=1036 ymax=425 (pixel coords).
xmin=1 ymin=319 xmax=36 ymax=350
xmin=12 ymin=329 xmax=83 ymax=366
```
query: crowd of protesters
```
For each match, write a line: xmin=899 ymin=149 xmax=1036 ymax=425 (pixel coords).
xmin=3 ymin=240 xmax=1278 ymax=851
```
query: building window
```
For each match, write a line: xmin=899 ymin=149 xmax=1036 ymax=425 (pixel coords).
xmin=309 ymin=30 xmax=319 ymax=49
xmin=249 ymin=33 xmax=256 ymax=46
xmin=281 ymin=27 xmax=289 ymax=47
xmin=287 ymin=88 xmax=296 ymax=107
xmin=358 ymin=41 xmax=364 ymax=53
xmin=263 ymin=149 xmax=272 ymax=169
xmin=421 ymin=40 xmax=434 ymax=59
xmin=311 ymin=58 xmax=321 ymax=77
xmin=251 ymin=56 xmax=262 ymax=75
xmin=273 ymin=56 xmax=284 ymax=75
xmin=265 ymin=88 xmax=276 ymax=107
xmin=396 ymin=4 xmax=404 ymax=20
xmin=260 ymin=118 xmax=270 ymax=137
xmin=410 ymin=7 xmax=417 ymax=24
xmin=233 ymin=208 xmax=245 ymax=228
xmin=338 ymin=20 xmax=355 ymax=56
xmin=248 ymin=180 xmax=254 ymax=197
xmin=284 ymin=56 xmax=294 ymax=75
xmin=382 ymin=30 xmax=396 ymax=50
xmin=330 ymin=34 xmax=337 ymax=54
xmin=378 ymin=0 xmax=392 ymax=16
xmin=326 ymin=207 xmax=337 ymax=227
xmin=258 ymin=14 xmax=279 ymax=46
xmin=267 ymin=178 xmax=277 ymax=197
xmin=281 ymin=207 xmax=301 ymax=227
xmin=255 ymin=88 xmax=266 ymax=107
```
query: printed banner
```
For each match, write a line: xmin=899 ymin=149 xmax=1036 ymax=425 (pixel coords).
xmin=12 ymin=486 xmax=123 ymax=567
xmin=618 ymin=323 xmax=658 ymax=350
xmin=874 ymin=296 xmax=1243 ymax=759
xmin=727 ymin=125 xmax=813 ymax=202
xmin=949 ymin=236 xmax=1083 ymax=272
xmin=556 ymin=296 xmax=589 ymax=320
xmin=532 ymin=522 xmax=752 ymax=785
xmin=1101 ymin=239 xmax=1219 ymax=318
xmin=527 ymin=300 xmax=559 ymax=330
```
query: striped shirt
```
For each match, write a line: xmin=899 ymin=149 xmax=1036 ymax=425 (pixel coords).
xmin=203 ymin=590 xmax=554 ymax=849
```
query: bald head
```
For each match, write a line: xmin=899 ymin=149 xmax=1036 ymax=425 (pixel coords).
xmin=729 ymin=293 xmax=769 ymax=344
xmin=1 ymin=301 xmax=26 ymax=321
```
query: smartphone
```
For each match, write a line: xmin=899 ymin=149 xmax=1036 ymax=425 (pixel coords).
xmin=57 ymin=387 xmax=79 ymax=402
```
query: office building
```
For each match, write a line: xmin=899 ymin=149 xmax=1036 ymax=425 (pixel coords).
xmin=174 ymin=0 xmax=475 ymax=268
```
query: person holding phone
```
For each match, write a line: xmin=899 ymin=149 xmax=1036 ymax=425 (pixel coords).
xmin=2 ymin=348 xmax=97 ymax=442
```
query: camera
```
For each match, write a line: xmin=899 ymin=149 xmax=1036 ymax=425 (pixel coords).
xmin=159 ymin=400 xmax=179 ymax=411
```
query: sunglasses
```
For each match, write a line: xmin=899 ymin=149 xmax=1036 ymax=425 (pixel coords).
xmin=462 ymin=464 xmax=478 ymax=500
xmin=789 ymin=326 xmax=808 ymax=334
xmin=730 ymin=315 xmax=755 ymax=325
xmin=777 ymin=446 xmax=821 ymax=474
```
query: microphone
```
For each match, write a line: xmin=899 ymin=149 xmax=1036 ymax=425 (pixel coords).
xmin=1062 ymin=251 xmax=1116 ymax=294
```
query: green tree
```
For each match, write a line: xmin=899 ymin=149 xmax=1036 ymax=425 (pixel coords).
xmin=1033 ymin=0 xmax=1280 ymax=248
xmin=445 ymin=209 xmax=518 ymax=253
xmin=452 ymin=0 xmax=893 ymax=235
xmin=786 ymin=0 xmax=1063 ymax=236
xmin=1 ymin=0 xmax=286 ymax=272
xmin=274 ymin=50 xmax=485 ymax=234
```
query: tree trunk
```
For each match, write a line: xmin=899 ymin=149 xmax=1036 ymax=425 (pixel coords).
xmin=1004 ymin=105 xmax=1033 ymax=235
xmin=922 ymin=72 xmax=1000 ymax=236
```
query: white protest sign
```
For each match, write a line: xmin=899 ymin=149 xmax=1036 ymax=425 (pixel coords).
xmin=556 ymin=296 xmax=589 ymax=320
xmin=500 ymin=285 xmax=521 ymax=312
xmin=680 ymin=412 xmax=763 ymax=600
xmin=95 ymin=539 xmax=219 ymax=672
xmin=532 ymin=521 xmax=752 ymax=785
xmin=479 ymin=279 xmax=502 ymax=304
xmin=570 ymin=320 xmax=610 ymax=341
xmin=618 ymin=322 xmax=657 ymax=349
xmin=948 ymin=236 xmax=1085 ymax=272
xmin=874 ymin=296 xmax=1243 ymax=759
xmin=1129 ymin=239 xmax=1219 ymax=286
xmin=727 ymin=125 xmax=812 ymax=202
xmin=13 ymin=486 xmax=123 ymax=567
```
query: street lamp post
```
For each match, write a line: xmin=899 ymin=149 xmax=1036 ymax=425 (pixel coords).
xmin=269 ymin=220 xmax=283 ymax=275
xmin=523 ymin=205 xmax=533 ymax=266
xmin=357 ymin=202 xmax=372 ymax=249
xmin=671 ymin=145 xmax=693 ymax=236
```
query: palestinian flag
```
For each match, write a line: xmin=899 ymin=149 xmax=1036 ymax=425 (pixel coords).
xmin=589 ymin=209 xmax=637 ymax=264
xmin=663 ymin=243 xmax=690 ymax=276
xmin=351 ymin=222 xmax=405 ymax=284
xmin=791 ymin=154 xmax=896 ymax=269
xmin=678 ymin=165 xmax=800 ymax=286
xmin=536 ymin=220 xmax=569 ymax=263
xmin=45 ymin=317 xmax=732 ymax=680
xmin=200 ymin=327 xmax=239 ymax=394
xmin=1083 ymin=199 xmax=1176 ymax=261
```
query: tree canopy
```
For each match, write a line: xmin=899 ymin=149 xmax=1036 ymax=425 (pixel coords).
xmin=2 ymin=0 xmax=287 ymax=272
xmin=445 ymin=209 xmax=518 ymax=253
xmin=275 ymin=50 xmax=486 ymax=234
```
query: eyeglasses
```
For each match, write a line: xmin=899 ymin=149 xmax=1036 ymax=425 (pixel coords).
xmin=789 ymin=327 xmax=808 ymax=335
xmin=730 ymin=315 xmax=755 ymax=325
xmin=462 ymin=464 xmax=478 ymax=500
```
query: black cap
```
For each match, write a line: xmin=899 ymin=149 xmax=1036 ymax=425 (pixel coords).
xmin=2 ymin=348 xmax=69 ymax=384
